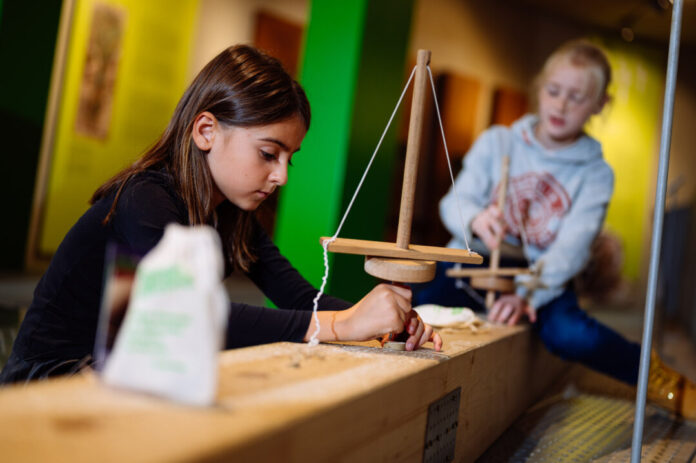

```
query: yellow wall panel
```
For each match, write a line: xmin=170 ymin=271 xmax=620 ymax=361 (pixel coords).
xmin=586 ymin=41 xmax=663 ymax=281
xmin=40 ymin=0 xmax=198 ymax=253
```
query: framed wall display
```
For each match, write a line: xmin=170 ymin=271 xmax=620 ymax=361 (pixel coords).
xmin=26 ymin=0 xmax=198 ymax=269
xmin=74 ymin=2 xmax=125 ymax=140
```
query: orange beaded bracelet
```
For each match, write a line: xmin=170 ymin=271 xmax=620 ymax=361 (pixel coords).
xmin=331 ymin=312 xmax=339 ymax=341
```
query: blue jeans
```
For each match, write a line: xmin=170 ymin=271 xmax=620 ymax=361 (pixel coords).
xmin=413 ymin=261 xmax=641 ymax=385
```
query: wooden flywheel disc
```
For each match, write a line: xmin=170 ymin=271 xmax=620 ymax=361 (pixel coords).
xmin=364 ymin=256 xmax=436 ymax=283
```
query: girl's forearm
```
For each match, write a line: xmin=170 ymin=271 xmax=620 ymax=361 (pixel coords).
xmin=302 ymin=309 xmax=352 ymax=343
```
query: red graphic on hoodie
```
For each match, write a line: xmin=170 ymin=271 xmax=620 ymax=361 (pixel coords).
xmin=492 ymin=172 xmax=571 ymax=249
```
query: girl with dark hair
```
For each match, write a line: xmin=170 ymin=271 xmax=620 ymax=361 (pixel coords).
xmin=1 ymin=45 xmax=441 ymax=384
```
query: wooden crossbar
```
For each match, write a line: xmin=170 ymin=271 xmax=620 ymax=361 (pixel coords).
xmin=320 ymin=237 xmax=483 ymax=265
xmin=446 ymin=267 xmax=530 ymax=278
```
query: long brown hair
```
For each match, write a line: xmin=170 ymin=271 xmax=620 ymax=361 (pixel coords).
xmin=91 ymin=45 xmax=310 ymax=271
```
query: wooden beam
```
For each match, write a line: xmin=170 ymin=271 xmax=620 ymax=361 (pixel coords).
xmin=0 ymin=325 xmax=567 ymax=462
xmin=320 ymin=237 xmax=483 ymax=264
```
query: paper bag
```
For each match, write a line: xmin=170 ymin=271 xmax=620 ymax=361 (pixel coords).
xmin=102 ymin=224 xmax=229 ymax=406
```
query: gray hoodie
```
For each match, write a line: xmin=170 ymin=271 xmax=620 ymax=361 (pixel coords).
xmin=440 ymin=114 xmax=614 ymax=309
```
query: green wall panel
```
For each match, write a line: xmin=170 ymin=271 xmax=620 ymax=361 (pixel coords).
xmin=274 ymin=0 xmax=414 ymax=302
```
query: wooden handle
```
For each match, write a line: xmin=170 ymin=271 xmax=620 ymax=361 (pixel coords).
xmin=486 ymin=155 xmax=510 ymax=308
xmin=489 ymin=155 xmax=510 ymax=270
xmin=396 ymin=49 xmax=431 ymax=249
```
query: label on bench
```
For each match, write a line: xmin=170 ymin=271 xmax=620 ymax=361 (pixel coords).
xmin=423 ymin=387 xmax=461 ymax=463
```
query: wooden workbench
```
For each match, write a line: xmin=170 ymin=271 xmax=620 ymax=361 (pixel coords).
xmin=0 ymin=323 xmax=567 ymax=462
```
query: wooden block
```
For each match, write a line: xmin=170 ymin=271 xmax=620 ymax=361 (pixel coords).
xmin=320 ymin=237 xmax=483 ymax=264
xmin=0 ymin=325 xmax=567 ymax=462
xmin=382 ymin=341 xmax=407 ymax=351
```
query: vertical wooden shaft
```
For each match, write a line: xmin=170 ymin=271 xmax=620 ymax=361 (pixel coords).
xmin=396 ymin=49 xmax=430 ymax=249
xmin=486 ymin=155 xmax=510 ymax=309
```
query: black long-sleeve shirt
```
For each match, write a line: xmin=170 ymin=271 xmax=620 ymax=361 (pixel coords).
xmin=2 ymin=170 xmax=350 ymax=382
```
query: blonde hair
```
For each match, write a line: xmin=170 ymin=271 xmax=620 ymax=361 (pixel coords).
xmin=533 ymin=39 xmax=612 ymax=106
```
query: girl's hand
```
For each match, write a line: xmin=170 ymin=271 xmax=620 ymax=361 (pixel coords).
xmin=488 ymin=294 xmax=536 ymax=325
xmin=336 ymin=284 xmax=442 ymax=351
xmin=337 ymin=283 xmax=411 ymax=340
xmin=399 ymin=310 xmax=443 ymax=351
xmin=471 ymin=205 xmax=506 ymax=250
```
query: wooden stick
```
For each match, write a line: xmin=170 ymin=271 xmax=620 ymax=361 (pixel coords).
xmin=486 ymin=155 xmax=510 ymax=309
xmin=446 ymin=267 xmax=530 ymax=278
xmin=396 ymin=49 xmax=430 ymax=250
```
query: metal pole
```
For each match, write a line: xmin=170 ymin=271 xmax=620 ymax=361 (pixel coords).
xmin=630 ymin=0 xmax=683 ymax=461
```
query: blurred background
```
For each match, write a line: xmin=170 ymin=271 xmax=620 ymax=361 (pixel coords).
xmin=0 ymin=0 xmax=694 ymax=370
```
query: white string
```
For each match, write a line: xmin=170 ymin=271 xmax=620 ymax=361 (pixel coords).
xmin=308 ymin=66 xmax=418 ymax=346
xmin=307 ymin=239 xmax=332 ymax=346
xmin=426 ymin=65 xmax=471 ymax=252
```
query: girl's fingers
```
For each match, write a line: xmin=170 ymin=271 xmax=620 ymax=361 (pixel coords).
xmin=418 ymin=324 xmax=432 ymax=348
xmin=526 ymin=305 xmax=537 ymax=323
xmin=484 ymin=295 xmax=533 ymax=326
xmin=408 ymin=316 xmax=418 ymax=335
xmin=508 ymin=309 xmax=522 ymax=326
xmin=405 ymin=323 xmax=440 ymax=351
xmin=499 ymin=303 xmax=514 ymax=323
xmin=488 ymin=300 xmax=502 ymax=322
xmin=477 ymin=225 xmax=492 ymax=248
xmin=431 ymin=332 xmax=443 ymax=351
xmin=483 ymin=233 xmax=498 ymax=251
xmin=385 ymin=309 xmax=407 ymax=335
xmin=393 ymin=293 xmax=412 ymax=317
xmin=392 ymin=300 xmax=408 ymax=323
xmin=387 ymin=284 xmax=412 ymax=301
xmin=407 ymin=320 xmax=425 ymax=350
xmin=490 ymin=219 xmax=503 ymax=238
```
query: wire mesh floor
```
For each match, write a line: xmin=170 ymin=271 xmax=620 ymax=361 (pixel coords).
xmin=478 ymin=392 xmax=696 ymax=462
